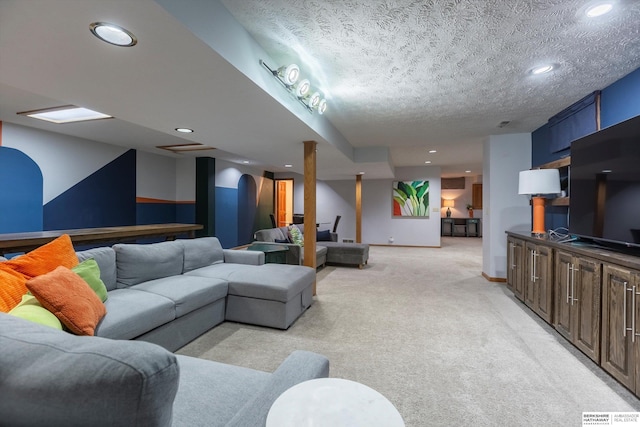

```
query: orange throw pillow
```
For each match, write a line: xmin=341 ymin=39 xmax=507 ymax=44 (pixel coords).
xmin=26 ymin=266 xmax=106 ymax=336
xmin=0 ymin=234 xmax=79 ymax=313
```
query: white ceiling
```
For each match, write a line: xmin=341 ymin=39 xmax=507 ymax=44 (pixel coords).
xmin=1 ymin=0 xmax=639 ymax=180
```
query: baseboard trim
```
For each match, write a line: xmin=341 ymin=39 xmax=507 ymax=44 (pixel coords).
xmin=482 ymin=272 xmax=507 ymax=282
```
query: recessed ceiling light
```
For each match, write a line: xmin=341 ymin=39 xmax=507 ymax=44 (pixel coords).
xmin=429 ymin=150 xmax=437 ymax=153
xmin=284 ymin=164 xmax=293 ymax=168
xmin=243 ymin=161 xmax=250 ymax=164
xmin=425 ymin=161 xmax=432 ymax=164
xmin=465 ymin=170 xmax=471 ymax=173
xmin=530 ymin=64 xmax=555 ymax=75
xmin=90 ymin=22 xmax=137 ymax=47
xmin=602 ymin=169 xmax=612 ymax=173
xmin=18 ymin=105 xmax=112 ymax=124
xmin=175 ymin=128 xmax=194 ymax=133
xmin=586 ymin=3 xmax=613 ymax=17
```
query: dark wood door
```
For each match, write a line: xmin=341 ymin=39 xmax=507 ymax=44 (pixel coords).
xmin=601 ymin=264 xmax=635 ymax=390
xmin=573 ymin=257 xmax=601 ymax=363
xmin=536 ymin=245 xmax=554 ymax=323
xmin=554 ymin=250 xmax=574 ymax=341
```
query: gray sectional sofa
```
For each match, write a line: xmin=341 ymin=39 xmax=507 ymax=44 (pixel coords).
xmin=0 ymin=236 xmax=329 ymax=426
xmin=81 ymin=236 xmax=316 ymax=350
xmin=0 ymin=314 xmax=329 ymax=426
xmin=254 ymin=224 xmax=370 ymax=269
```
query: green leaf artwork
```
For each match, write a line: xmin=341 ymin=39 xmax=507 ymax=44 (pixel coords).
xmin=393 ymin=180 xmax=429 ymax=217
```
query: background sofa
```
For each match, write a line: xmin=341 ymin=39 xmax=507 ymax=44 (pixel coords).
xmin=0 ymin=313 xmax=330 ymax=426
xmin=254 ymin=225 xmax=370 ymax=269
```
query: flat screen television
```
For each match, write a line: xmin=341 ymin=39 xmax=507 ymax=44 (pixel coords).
xmin=569 ymin=114 xmax=640 ymax=251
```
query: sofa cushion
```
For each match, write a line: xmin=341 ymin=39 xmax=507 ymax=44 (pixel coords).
xmin=95 ymin=288 xmax=175 ymax=340
xmin=254 ymin=227 xmax=287 ymax=242
xmin=180 ymin=237 xmax=224 ymax=272
xmin=185 ymin=263 xmax=261 ymax=281
xmin=8 ymin=294 xmax=63 ymax=330
xmin=0 ymin=313 xmax=178 ymax=427
xmin=172 ymin=355 xmax=270 ymax=427
xmin=114 ymin=241 xmax=184 ymax=288
xmin=72 ymin=258 xmax=108 ymax=302
xmin=227 ymin=264 xmax=315 ymax=302
xmin=131 ymin=275 xmax=228 ymax=318
xmin=26 ymin=266 xmax=106 ymax=336
xmin=76 ymin=246 xmax=117 ymax=291
xmin=0 ymin=234 xmax=78 ymax=312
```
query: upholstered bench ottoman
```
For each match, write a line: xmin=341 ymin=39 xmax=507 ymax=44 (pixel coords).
xmin=320 ymin=242 xmax=370 ymax=269
xmin=225 ymin=264 xmax=315 ymax=330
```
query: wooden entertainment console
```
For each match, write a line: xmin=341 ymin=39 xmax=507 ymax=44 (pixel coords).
xmin=507 ymin=231 xmax=640 ymax=397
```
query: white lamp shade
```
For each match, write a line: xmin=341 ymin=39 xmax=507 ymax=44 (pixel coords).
xmin=518 ymin=169 xmax=561 ymax=195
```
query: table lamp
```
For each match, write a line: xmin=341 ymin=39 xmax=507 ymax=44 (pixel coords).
xmin=518 ymin=169 xmax=561 ymax=235
xmin=443 ymin=199 xmax=454 ymax=217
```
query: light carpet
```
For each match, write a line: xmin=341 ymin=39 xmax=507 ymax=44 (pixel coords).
xmin=177 ymin=237 xmax=640 ymax=426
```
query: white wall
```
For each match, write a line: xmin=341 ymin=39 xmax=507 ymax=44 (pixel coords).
xmin=278 ymin=166 xmax=443 ymax=246
xmin=362 ymin=166 xmax=442 ymax=246
xmin=136 ymin=151 xmax=177 ymax=201
xmin=482 ymin=133 xmax=532 ymax=279
xmin=176 ymin=158 xmax=195 ymax=201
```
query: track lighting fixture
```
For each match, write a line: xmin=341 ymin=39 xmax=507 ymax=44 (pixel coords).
xmin=260 ymin=59 xmax=327 ymax=114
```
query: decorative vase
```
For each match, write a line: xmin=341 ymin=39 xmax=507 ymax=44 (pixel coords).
xmin=468 ymin=209 xmax=473 ymax=218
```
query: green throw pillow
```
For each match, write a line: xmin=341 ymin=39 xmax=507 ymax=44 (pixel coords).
xmin=9 ymin=294 xmax=63 ymax=330
xmin=288 ymin=225 xmax=304 ymax=246
xmin=72 ymin=259 xmax=108 ymax=302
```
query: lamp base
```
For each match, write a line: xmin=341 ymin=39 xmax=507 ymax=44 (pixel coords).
xmin=446 ymin=208 xmax=451 ymax=218
xmin=531 ymin=196 xmax=546 ymax=235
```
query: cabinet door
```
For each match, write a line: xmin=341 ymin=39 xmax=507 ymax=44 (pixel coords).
xmin=573 ymin=257 xmax=601 ymax=363
xmin=554 ymin=250 xmax=574 ymax=341
xmin=601 ymin=264 xmax=635 ymax=390
xmin=507 ymin=237 xmax=524 ymax=300
xmin=536 ymin=245 xmax=554 ymax=324
xmin=524 ymin=242 xmax=538 ymax=310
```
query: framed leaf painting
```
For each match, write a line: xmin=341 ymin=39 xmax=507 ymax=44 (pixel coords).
xmin=392 ymin=180 xmax=429 ymax=217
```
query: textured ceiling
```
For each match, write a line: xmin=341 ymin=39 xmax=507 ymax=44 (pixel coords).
xmin=0 ymin=0 xmax=639 ymax=179
xmin=221 ymin=0 xmax=640 ymax=174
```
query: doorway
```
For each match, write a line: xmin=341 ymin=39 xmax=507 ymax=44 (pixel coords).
xmin=275 ymin=179 xmax=294 ymax=227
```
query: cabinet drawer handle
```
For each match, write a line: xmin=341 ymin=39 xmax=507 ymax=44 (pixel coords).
xmin=566 ymin=264 xmax=570 ymax=304
xmin=571 ymin=265 xmax=578 ymax=305
xmin=624 ymin=281 xmax=630 ymax=338
xmin=633 ymin=286 xmax=637 ymax=343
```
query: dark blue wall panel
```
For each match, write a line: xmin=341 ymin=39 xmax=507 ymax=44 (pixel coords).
xmin=601 ymin=67 xmax=640 ymax=128
xmin=237 ymin=175 xmax=257 ymax=246
xmin=44 ymin=150 xmax=136 ymax=230
xmin=0 ymin=147 xmax=43 ymax=233
xmin=176 ymin=203 xmax=196 ymax=224
xmin=215 ymin=187 xmax=238 ymax=248
xmin=136 ymin=203 xmax=176 ymax=224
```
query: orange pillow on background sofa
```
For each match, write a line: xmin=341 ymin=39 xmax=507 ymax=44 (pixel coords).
xmin=0 ymin=234 xmax=78 ymax=312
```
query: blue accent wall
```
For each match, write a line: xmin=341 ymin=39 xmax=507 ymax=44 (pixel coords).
xmin=44 ymin=150 xmax=136 ymax=229
xmin=136 ymin=203 xmax=176 ymax=224
xmin=215 ymin=187 xmax=238 ymax=248
xmin=0 ymin=147 xmax=43 ymax=233
xmin=176 ymin=203 xmax=196 ymax=224
xmin=600 ymin=67 xmax=640 ymax=128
